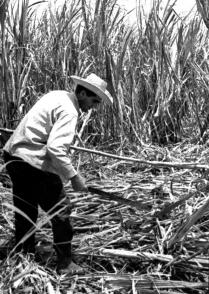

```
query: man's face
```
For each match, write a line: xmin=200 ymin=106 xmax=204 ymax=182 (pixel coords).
xmin=78 ymin=90 xmax=101 ymax=112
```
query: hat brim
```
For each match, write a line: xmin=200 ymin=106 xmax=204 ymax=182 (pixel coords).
xmin=71 ymin=75 xmax=113 ymax=105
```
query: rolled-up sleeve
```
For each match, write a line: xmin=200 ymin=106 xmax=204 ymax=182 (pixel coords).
xmin=46 ymin=106 xmax=78 ymax=184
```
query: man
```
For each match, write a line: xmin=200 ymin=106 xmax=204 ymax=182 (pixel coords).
xmin=3 ymin=73 xmax=113 ymax=273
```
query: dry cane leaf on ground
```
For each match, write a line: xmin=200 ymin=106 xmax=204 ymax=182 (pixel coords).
xmin=0 ymin=143 xmax=209 ymax=293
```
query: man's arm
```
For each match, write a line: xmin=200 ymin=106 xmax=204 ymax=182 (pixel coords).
xmin=47 ymin=108 xmax=87 ymax=191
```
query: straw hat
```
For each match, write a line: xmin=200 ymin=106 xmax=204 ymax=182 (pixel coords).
xmin=71 ymin=73 xmax=113 ymax=105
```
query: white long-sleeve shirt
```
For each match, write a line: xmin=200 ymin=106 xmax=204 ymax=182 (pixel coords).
xmin=4 ymin=90 xmax=80 ymax=185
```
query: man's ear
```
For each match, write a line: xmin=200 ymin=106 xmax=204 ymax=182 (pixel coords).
xmin=80 ymin=90 xmax=87 ymax=99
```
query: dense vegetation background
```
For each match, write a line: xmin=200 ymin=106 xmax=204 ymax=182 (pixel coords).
xmin=1 ymin=1 xmax=209 ymax=293
xmin=1 ymin=0 xmax=209 ymax=146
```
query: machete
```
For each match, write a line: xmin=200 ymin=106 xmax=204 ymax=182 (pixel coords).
xmin=88 ymin=186 xmax=151 ymax=211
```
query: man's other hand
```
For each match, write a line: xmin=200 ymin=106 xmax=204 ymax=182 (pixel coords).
xmin=71 ymin=174 xmax=88 ymax=192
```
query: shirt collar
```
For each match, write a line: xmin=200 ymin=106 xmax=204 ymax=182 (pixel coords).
xmin=70 ymin=92 xmax=81 ymax=115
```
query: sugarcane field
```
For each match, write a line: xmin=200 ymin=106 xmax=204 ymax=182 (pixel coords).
xmin=1 ymin=0 xmax=209 ymax=293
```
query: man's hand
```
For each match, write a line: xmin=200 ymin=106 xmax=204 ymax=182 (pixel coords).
xmin=71 ymin=174 xmax=88 ymax=192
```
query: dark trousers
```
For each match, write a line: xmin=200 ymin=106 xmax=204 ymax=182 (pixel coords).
xmin=3 ymin=151 xmax=73 ymax=262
